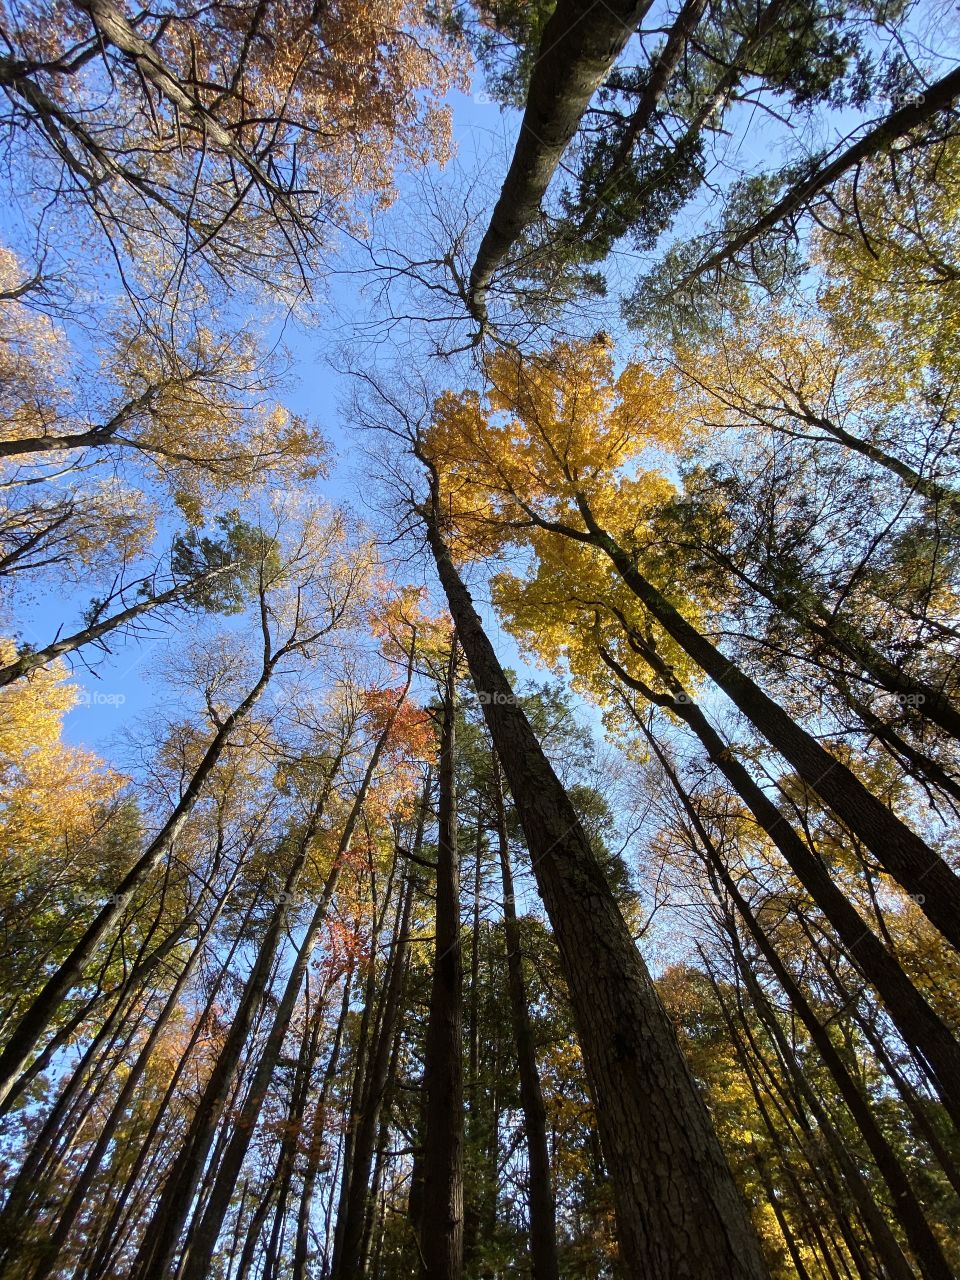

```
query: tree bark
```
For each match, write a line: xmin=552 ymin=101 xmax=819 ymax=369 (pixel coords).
xmin=468 ymin=0 xmax=652 ymax=322
xmin=601 ymin=642 xmax=960 ymax=1130
xmin=418 ymin=641 xmax=465 ymax=1280
xmin=419 ymin=497 xmax=770 ymax=1279
xmin=332 ymin=778 xmax=428 ymax=1278
xmin=648 ymin=721 xmax=952 ymax=1280
xmin=578 ymin=501 xmax=960 ymax=952
xmin=491 ymin=758 xmax=560 ymax=1280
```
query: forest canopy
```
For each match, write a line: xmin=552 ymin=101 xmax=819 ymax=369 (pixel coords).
xmin=0 ymin=1 xmax=959 ymax=1278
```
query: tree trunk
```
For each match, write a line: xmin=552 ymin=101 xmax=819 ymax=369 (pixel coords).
xmin=578 ymin=503 xmax=960 ymax=953
xmin=130 ymin=816 xmax=322 ymax=1280
xmin=332 ymin=780 xmax=427 ymax=1278
xmin=178 ymin=691 xmax=409 ymax=1280
xmin=0 ymin=559 xmax=237 ymax=688
xmin=468 ymin=0 xmax=652 ymax=322
xmin=600 ymin=640 xmax=960 ymax=1130
xmin=491 ymin=758 xmax=560 ymax=1280
xmin=292 ymin=965 xmax=355 ymax=1280
xmin=420 ymin=500 xmax=770 ymax=1279
xmin=418 ymin=641 xmax=465 ymax=1280
xmin=26 ymin=857 xmax=243 ymax=1280
xmin=0 ymin=647 xmax=280 ymax=1107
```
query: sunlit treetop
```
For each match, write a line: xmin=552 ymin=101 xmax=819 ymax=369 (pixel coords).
xmin=1 ymin=0 xmax=468 ymax=298
xmin=425 ymin=336 xmax=691 ymax=557
xmin=424 ymin=336 xmax=714 ymax=720
xmin=813 ymin=135 xmax=960 ymax=409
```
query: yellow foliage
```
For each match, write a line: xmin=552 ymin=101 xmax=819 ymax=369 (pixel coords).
xmin=425 ymin=337 xmax=709 ymax=717
xmin=0 ymin=640 xmax=124 ymax=861
xmin=814 ymin=136 xmax=960 ymax=407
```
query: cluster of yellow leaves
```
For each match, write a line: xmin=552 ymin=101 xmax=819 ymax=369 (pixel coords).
xmin=814 ymin=136 xmax=960 ymax=407
xmin=426 ymin=338 xmax=688 ymax=556
xmin=0 ymin=639 xmax=125 ymax=863
xmin=0 ymin=248 xmax=70 ymax=444
xmin=426 ymin=337 xmax=710 ymax=716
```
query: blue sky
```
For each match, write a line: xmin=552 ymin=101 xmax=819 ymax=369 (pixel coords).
xmin=6 ymin=0 xmax=957 ymax=767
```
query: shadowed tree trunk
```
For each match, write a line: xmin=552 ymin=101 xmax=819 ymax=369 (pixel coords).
xmin=416 ymin=483 xmax=770 ymax=1279
xmin=571 ymin=495 xmax=960 ymax=953
xmin=332 ymin=777 xmax=428 ymax=1278
xmin=491 ymin=756 xmax=560 ymax=1280
xmin=467 ymin=0 xmax=652 ymax=323
xmin=418 ymin=641 xmax=465 ymax=1280
xmin=644 ymin=720 xmax=953 ymax=1279
xmin=597 ymin=633 xmax=960 ymax=1131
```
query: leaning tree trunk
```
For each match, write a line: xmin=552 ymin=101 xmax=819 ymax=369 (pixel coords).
xmin=491 ymin=758 xmax=560 ymax=1280
xmin=599 ymin=638 xmax=960 ymax=1131
xmin=418 ymin=642 xmax=465 ymax=1280
xmin=0 ymin=645 xmax=282 ymax=1108
xmin=577 ymin=497 xmax=960 ymax=953
xmin=645 ymin=721 xmax=953 ymax=1280
xmin=26 ymin=856 xmax=245 ymax=1280
xmin=419 ymin=497 xmax=770 ymax=1279
xmin=178 ymin=684 xmax=411 ymax=1280
xmin=130 ymin=809 xmax=326 ymax=1280
xmin=467 ymin=0 xmax=652 ymax=323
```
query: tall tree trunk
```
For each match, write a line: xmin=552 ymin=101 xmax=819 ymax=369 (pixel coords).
xmin=292 ymin=964 xmax=355 ymax=1280
xmin=600 ymin=643 xmax=960 ymax=1130
xmin=0 ymin=641 xmax=282 ymax=1107
xmin=418 ymin=641 xmax=465 ymax=1280
xmin=418 ymin=495 xmax=770 ymax=1279
xmin=644 ymin=718 xmax=958 ymax=1280
xmin=576 ymin=497 xmax=960 ymax=952
xmin=26 ymin=856 xmax=244 ymax=1280
xmin=178 ymin=688 xmax=410 ymax=1280
xmin=706 ymin=545 xmax=960 ymax=747
xmin=80 ymin=888 xmax=260 ymax=1280
xmin=130 ymin=816 xmax=323 ymax=1280
xmin=715 ymin=973 xmax=875 ymax=1280
xmin=332 ymin=778 xmax=428 ymax=1279
xmin=491 ymin=757 xmax=560 ymax=1280
xmin=467 ymin=0 xmax=653 ymax=322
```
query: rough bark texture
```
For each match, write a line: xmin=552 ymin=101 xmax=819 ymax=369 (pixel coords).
xmin=422 ymin=507 xmax=770 ymax=1279
xmin=492 ymin=761 xmax=560 ymax=1280
xmin=468 ymin=0 xmax=652 ymax=321
xmin=419 ymin=644 xmax=465 ymax=1280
